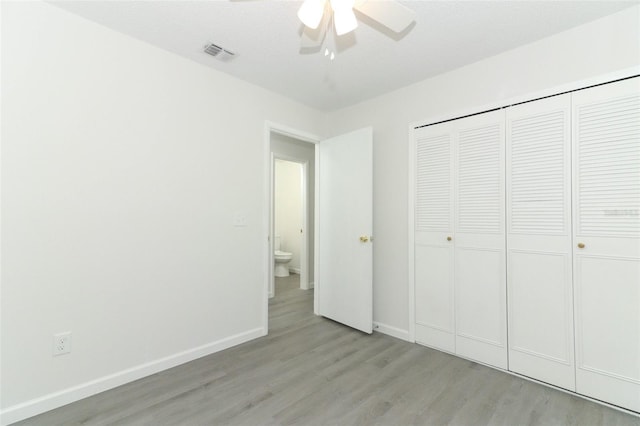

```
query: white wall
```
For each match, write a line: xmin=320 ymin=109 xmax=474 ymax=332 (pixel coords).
xmin=0 ymin=2 xmax=324 ymax=423
xmin=271 ymin=133 xmax=316 ymax=285
xmin=325 ymin=6 xmax=640 ymax=336
xmin=275 ymin=160 xmax=303 ymax=271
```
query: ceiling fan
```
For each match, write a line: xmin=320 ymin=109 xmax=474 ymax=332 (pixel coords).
xmin=298 ymin=0 xmax=417 ymax=50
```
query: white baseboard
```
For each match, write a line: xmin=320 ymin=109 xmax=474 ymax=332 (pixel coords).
xmin=373 ymin=322 xmax=411 ymax=342
xmin=0 ymin=327 xmax=263 ymax=426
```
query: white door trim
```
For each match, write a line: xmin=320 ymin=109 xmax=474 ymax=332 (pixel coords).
xmin=263 ymin=121 xmax=320 ymax=335
xmin=407 ymin=124 xmax=417 ymax=343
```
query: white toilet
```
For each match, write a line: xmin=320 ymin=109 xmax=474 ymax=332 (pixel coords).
xmin=274 ymin=235 xmax=293 ymax=277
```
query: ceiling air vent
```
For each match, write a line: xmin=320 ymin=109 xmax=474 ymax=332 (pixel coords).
xmin=204 ymin=43 xmax=236 ymax=62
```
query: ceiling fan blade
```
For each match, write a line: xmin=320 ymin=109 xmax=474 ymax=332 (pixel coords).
xmin=354 ymin=0 xmax=416 ymax=33
xmin=300 ymin=7 xmax=331 ymax=48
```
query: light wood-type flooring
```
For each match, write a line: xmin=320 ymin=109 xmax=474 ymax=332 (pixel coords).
xmin=16 ymin=274 xmax=640 ymax=425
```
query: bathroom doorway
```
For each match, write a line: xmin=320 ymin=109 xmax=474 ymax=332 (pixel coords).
xmin=269 ymin=131 xmax=316 ymax=300
xmin=273 ymin=158 xmax=304 ymax=289
xmin=263 ymin=122 xmax=320 ymax=333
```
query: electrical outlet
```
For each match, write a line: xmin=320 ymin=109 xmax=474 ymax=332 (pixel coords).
xmin=53 ymin=332 xmax=72 ymax=356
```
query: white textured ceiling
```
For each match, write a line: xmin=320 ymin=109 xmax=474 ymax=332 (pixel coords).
xmin=51 ymin=0 xmax=637 ymax=111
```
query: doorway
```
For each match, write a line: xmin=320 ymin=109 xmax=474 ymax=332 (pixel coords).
xmin=263 ymin=123 xmax=373 ymax=336
xmin=264 ymin=122 xmax=320 ymax=332
xmin=272 ymin=158 xmax=306 ymax=294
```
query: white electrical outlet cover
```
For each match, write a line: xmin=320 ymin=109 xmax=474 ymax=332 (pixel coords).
xmin=53 ymin=332 xmax=72 ymax=356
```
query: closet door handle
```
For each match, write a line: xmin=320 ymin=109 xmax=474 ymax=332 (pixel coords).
xmin=447 ymin=236 xmax=452 ymax=241
xmin=577 ymin=242 xmax=585 ymax=249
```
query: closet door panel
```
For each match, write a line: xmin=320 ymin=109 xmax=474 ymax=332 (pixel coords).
xmin=414 ymin=123 xmax=456 ymax=353
xmin=508 ymin=251 xmax=574 ymax=389
xmin=506 ymin=94 xmax=574 ymax=390
xmin=415 ymin=245 xmax=455 ymax=352
xmin=573 ymin=77 xmax=640 ymax=412
xmin=575 ymin=256 xmax=639 ymax=411
xmin=576 ymin=257 xmax=639 ymax=378
xmin=455 ymin=247 xmax=506 ymax=367
xmin=454 ymin=110 xmax=507 ymax=369
xmin=509 ymin=251 xmax=570 ymax=358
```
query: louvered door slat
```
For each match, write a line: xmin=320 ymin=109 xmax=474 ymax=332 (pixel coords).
xmin=510 ymin=109 xmax=566 ymax=235
xmin=457 ymin=124 xmax=502 ymax=234
xmin=416 ymin=134 xmax=452 ymax=232
xmin=576 ymin=93 xmax=640 ymax=237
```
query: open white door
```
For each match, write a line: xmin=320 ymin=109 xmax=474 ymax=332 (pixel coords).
xmin=316 ymin=127 xmax=373 ymax=334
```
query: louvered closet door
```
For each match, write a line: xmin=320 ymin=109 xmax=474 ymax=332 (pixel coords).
xmin=414 ymin=122 xmax=456 ymax=352
xmin=572 ymin=77 xmax=640 ymax=412
xmin=506 ymin=94 xmax=575 ymax=390
xmin=454 ymin=110 xmax=507 ymax=369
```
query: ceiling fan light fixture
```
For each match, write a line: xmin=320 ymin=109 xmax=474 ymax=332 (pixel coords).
xmin=333 ymin=9 xmax=357 ymax=35
xmin=330 ymin=0 xmax=357 ymax=35
xmin=297 ymin=0 xmax=327 ymax=29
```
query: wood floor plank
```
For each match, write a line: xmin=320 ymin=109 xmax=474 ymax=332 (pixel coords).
xmin=14 ymin=274 xmax=640 ymax=425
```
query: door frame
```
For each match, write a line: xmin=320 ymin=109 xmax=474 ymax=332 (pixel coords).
xmin=263 ymin=121 xmax=321 ymax=334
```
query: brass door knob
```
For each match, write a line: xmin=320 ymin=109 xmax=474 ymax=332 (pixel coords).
xmin=577 ymin=242 xmax=585 ymax=249
xmin=447 ymin=236 xmax=452 ymax=241
xmin=360 ymin=235 xmax=369 ymax=243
